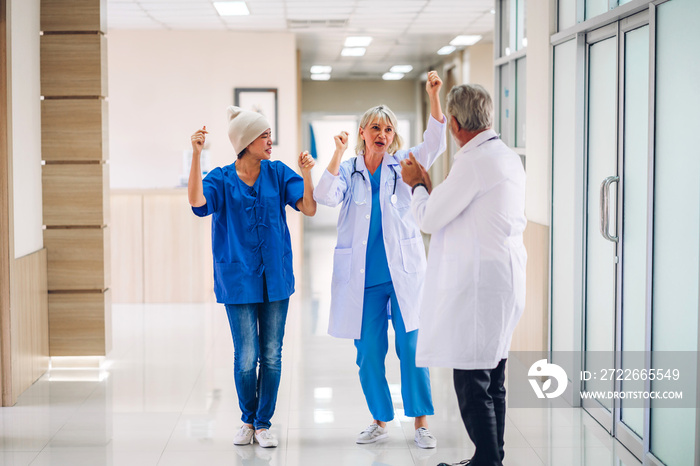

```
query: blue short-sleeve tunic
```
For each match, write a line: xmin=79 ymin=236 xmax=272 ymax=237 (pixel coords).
xmin=192 ymin=159 xmax=304 ymax=304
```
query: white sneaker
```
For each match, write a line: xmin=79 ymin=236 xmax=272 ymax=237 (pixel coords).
xmin=233 ymin=425 xmax=254 ymax=445
xmin=255 ymin=429 xmax=278 ymax=448
xmin=356 ymin=423 xmax=388 ymax=444
xmin=414 ymin=427 xmax=437 ymax=449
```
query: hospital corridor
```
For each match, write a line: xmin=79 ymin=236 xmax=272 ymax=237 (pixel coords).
xmin=1 ymin=0 xmax=699 ymax=465
xmin=0 ymin=228 xmax=643 ymax=466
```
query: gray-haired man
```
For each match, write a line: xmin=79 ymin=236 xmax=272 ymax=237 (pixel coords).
xmin=400 ymin=84 xmax=527 ymax=466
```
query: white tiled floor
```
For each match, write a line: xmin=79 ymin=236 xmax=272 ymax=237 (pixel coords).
xmin=1 ymin=229 xmax=644 ymax=465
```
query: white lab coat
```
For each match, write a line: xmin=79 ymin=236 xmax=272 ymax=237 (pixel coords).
xmin=411 ymin=129 xmax=527 ymax=370
xmin=314 ymin=115 xmax=447 ymax=339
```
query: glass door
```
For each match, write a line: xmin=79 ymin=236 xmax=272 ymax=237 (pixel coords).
xmin=617 ymin=20 xmax=649 ymax=449
xmin=582 ymin=27 xmax=618 ymax=433
xmin=582 ymin=13 xmax=650 ymax=460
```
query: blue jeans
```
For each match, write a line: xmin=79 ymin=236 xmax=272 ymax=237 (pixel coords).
xmin=225 ymin=296 xmax=289 ymax=430
xmin=354 ymin=281 xmax=434 ymax=422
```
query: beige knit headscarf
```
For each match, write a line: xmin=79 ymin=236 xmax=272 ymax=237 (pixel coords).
xmin=226 ymin=106 xmax=271 ymax=155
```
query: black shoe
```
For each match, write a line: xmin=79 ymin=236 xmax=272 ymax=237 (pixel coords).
xmin=437 ymin=460 xmax=471 ymax=466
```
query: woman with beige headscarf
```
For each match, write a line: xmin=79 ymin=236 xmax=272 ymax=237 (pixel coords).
xmin=188 ymin=107 xmax=316 ymax=448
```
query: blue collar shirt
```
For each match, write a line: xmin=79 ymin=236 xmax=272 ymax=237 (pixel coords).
xmin=192 ymin=159 xmax=304 ymax=304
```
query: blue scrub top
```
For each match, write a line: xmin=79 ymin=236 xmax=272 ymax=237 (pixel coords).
xmin=192 ymin=160 xmax=304 ymax=304
xmin=364 ymin=167 xmax=392 ymax=288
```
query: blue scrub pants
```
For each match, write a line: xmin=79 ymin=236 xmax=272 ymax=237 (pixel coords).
xmin=354 ymin=281 xmax=434 ymax=422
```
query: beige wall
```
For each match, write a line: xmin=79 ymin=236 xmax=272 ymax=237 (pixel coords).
xmin=108 ymin=30 xmax=302 ymax=304
xmin=463 ymin=42 xmax=494 ymax=98
xmin=525 ymin=0 xmax=556 ymax=226
xmin=8 ymin=0 xmax=43 ymax=258
xmin=302 ymin=79 xmax=418 ymax=115
xmin=108 ymin=30 xmax=299 ymax=189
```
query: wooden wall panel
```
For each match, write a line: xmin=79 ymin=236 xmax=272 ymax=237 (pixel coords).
xmin=41 ymin=99 xmax=108 ymax=161
xmin=110 ymin=194 xmax=144 ymax=303
xmin=511 ymin=221 xmax=550 ymax=352
xmin=48 ymin=290 xmax=110 ymax=356
xmin=0 ymin=0 xmax=11 ymax=406
xmin=41 ymin=0 xmax=109 ymax=359
xmin=42 ymin=163 xmax=109 ymax=226
xmin=41 ymin=0 xmax=106 ymax=33
xmin=143 ymin=192 xmax=213 ymax=303
xmin=40 ymin=34 xmax=106 ymax=97
xmin=10 ymin=249 xmax=49 ymax=405
xmin=44 ymin=227 xmax=110 ymax=291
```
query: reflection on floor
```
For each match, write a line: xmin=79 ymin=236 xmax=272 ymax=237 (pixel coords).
xmin=0 ymin=229 xmax=643 ymax=465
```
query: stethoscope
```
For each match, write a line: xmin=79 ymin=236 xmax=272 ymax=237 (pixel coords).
xmin=351 ymin=157 xmax=398 ymax=205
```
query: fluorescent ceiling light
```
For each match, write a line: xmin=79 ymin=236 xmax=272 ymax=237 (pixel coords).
xmin=213 ymin=1 xmax=249 ymax=16
xmin=310 ymin=73 xmax=331 ymax=81
xmin=341 ymin=47 xmax=366 ymax=57
xmin=310 ymin=65 xmax=332 ymax=74
xmin=344 ymin=36 xmax=373 ymax=47
xmin=450 ymin=35 xmax=483 ymax=46
xmin=437 ymin=45 xmax=456 ymax=55
xmin=382 ymin=72 xmax=404 ymax=81
xmin=390 ymin=65 xmax=413 ymax=73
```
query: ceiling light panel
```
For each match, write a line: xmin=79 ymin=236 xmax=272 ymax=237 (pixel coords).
xmin=390 ymin=65 xmax=413 ymax=73
xmin=382 ymin=72 xmax=404 ymax=80
xmin=450 ymin=35 xmax=483 ymax=46
xmin=213 ymin=1 xmax=249 ymax=16
xmin=437 ymin=45 xmax=456 ymax=55
xmin=341 ymin=47 xmax=366 ymax=56
xmin=310 ymin=73 xmax=331 ymax=81
xmin=310 ymin=65 xmax=332 ymax=74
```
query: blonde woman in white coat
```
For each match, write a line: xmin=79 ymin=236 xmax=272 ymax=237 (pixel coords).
xmin=314 ymin=71 xmax=446 ymax=448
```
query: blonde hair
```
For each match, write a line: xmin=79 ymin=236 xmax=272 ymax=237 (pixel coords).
xmin=355 ymin=105 xmax=404 ymax=155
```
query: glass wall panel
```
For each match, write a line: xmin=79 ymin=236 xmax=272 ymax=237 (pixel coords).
xmin=586 ymin=0 xmax=608 ymax=20
xmin=651 ymin=0 xmax=700 ymax=463
xmin=516 ymin=58 xmax=527 ymax=148
xmin=559 ymin=0 xmax=577 ymax=31
xmin=501 ymin=0 xmax=512 ymax=56
xmin=499 ymin=64 xmax=512 ymax=146
xmin=517 ymin=0 xmax=527 ymax=50
xmin=620 ymin=24 xmax=649 ymax=438
xmin=551 ymin=39 xmax=578 ymax=360
xmin=584 ymin=36 xmax=617 ymax=409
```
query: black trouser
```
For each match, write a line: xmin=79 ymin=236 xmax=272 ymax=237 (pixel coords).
xmin=453 ymin=358 xmax=507 ymax=466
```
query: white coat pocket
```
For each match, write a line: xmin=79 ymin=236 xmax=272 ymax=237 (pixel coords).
xmin=399 ymin=236 xmax=425 ymax=274
xmin=332 ymin=248 xmax=353 ymax=284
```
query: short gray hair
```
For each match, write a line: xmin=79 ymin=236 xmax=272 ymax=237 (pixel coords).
xmin=446 ymin=84 xmax=493 ymax=131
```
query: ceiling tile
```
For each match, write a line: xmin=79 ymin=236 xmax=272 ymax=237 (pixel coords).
xmin=108 ymin=0 xmax=495 ymax=79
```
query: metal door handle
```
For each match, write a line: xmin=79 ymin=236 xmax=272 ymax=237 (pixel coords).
xmin=599 ymin=175 xmax=619 ymax=243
